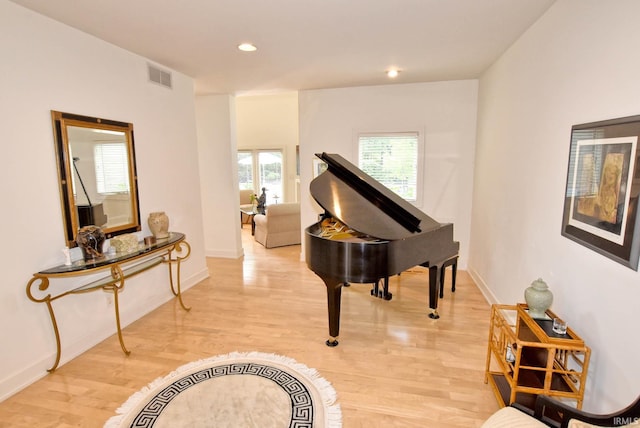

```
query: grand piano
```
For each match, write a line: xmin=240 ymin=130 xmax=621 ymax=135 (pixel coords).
xmin=305 ymin=152 xmax=459 ymax=346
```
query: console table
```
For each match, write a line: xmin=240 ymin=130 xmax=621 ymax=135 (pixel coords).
xmin=26 ymin=232 xmax=191 ymax=372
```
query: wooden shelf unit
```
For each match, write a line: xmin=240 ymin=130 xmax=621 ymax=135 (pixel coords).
xmin=484 ymin=304 xmax=591 ymax=410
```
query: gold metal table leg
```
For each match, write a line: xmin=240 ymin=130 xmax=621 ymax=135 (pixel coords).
xmin=44 ymin=298 xmax=62 ymax=372
xmin=165 ymin=241 xmax=191 ymax=311
xmin=107 ymin=265 xmax=130 ymax=356
xmin=26 ymin=276 xmax=62 ymax=372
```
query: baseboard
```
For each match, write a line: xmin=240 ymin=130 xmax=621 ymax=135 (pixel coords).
xmin=206 ymin=248 xmax=244 ymax=258
xmin=0 ymin=268 xmax=209 ymax=403
xmin=467 ymin=265 xmax=498 ymax=305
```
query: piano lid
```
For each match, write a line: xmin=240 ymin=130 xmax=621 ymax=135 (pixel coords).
xmin=310 ymin=153 xmax=442 ymax=240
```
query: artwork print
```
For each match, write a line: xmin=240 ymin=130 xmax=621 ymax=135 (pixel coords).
xmin=561 ymin=115 xmax=640 ymax=270
xmin=568 ymin=138 xmax=635 ymax=244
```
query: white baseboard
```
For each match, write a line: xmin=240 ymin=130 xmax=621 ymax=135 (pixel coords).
xmin=0 ymin=267 xmax=209 ymax=403
xmin=467 ymin=265 xmax=498 ymax=305
xmin=206 ymin=248 xmax=244 ymax=258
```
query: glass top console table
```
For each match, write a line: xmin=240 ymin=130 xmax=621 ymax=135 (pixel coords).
xmin=26 ymin=232 xmax=191 ymax=372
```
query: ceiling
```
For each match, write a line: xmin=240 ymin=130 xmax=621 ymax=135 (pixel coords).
xmin=11 ymin=0 xmax=555 ymax=96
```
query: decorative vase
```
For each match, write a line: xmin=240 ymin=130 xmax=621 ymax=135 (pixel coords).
xmin=76 ymin=225 xmax=106 ymax=261
xmin=148 ymin=211 xmax=169 ymax=239
xmin=524 ymin=278 xmax=553 ymax=319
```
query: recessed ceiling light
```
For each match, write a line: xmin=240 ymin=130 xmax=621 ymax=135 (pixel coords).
xmin=387 ymin=69 xmax=400 ymax=78
xmin=238 ymin=43 xmax=257 ymax=52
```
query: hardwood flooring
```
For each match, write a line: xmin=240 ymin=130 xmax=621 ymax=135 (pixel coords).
xmin=0 ymin=229 xmax=499 ymax=427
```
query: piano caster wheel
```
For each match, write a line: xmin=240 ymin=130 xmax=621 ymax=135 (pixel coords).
xmin=428 ymin=310 xmax=440 ymax=319
xmin=343 ymin=282 xmax=351 ymax=287
xmin=384 ymin=292 xmax=392 ymax=301
xmin=326 ymin=338 xmax=339 ymax=347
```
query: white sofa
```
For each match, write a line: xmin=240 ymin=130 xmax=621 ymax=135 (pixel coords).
xmin=253 ymin=203 xmax=301 ymax=248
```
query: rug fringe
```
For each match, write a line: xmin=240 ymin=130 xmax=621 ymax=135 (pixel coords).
xmin=104 ymin=351 xmax=342 ymax=427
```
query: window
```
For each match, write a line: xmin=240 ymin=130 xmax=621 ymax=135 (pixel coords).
xmin=94 ymin=143 xmax=130 ymax=193
xmin=238 ymin=151 xmax=254 ymax=190
xmin=237 ymin=149 xmax=283 ymax=205
xmin=358 ymin=132 xmax=420 ymax=202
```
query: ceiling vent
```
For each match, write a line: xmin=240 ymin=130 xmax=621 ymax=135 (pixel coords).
xmin=148 ymin=64 xmax=172 ymax=89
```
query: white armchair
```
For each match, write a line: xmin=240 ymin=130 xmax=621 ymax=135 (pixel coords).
xmin=239 ymin=189 xmax=255 ymax=224
xmin=253 ymin=203 xmax=301 ymax=248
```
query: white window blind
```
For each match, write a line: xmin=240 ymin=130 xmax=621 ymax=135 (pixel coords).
xmin=566 ymin=129 xmax=606 ymax=197
xmin=94 ymin=143 xmax=130 ymax=193
xmin=358 ymin=132 xmax=419 ymax=201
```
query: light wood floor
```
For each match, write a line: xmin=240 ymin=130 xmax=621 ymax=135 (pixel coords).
xmin=0 ymin=228 xmax=500 ymax=427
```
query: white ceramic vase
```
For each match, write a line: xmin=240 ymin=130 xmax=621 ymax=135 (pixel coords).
xmin=148 ymin=211 xmax=169 ymax=239
xmin=524 ymin=278 xmax=553 ymax=319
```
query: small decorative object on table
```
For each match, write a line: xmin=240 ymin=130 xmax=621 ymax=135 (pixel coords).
xmin=256 ymin=188 xmax=267 ymax=214
xmin=76 ymin=225 xmax=106 ymax=261
xmin=110 ymin=233 xmax=140 ymax=254
xmin=524 ymin=278 xmax=553 ymax=319
xmin=552 ymin=317 xmax=568 ymax=334
xmin=148 ymin=211 xmax=169 ymax=239
xmin=61 ymin=248 xmax=71 ymax=266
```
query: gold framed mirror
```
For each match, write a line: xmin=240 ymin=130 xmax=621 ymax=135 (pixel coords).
xmin=51 ymin=111 xmax=141 ymax=247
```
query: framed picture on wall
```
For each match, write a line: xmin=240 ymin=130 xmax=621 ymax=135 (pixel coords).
xmin=561 ymin=114 xmax=640 ymax=270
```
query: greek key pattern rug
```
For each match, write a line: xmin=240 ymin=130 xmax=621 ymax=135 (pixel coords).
xmin=104 ymin=352 xmax=342 ymax=428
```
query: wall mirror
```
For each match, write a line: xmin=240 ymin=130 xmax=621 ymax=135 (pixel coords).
xmin=51 ymin=111 xmax=141 ymax=247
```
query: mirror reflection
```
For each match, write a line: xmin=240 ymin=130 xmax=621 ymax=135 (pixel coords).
xmin=51 ymin=111 xmax=141 ymax=247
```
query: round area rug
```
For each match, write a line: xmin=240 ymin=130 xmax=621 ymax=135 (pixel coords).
xmin=104 ymin=351 xmax=341 ymax=428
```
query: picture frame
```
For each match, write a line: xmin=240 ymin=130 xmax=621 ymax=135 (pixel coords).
xmin=313 ymin=158 xmax=328 ymax=178
xmin=561 ymin=115 xmax=640 ymax=270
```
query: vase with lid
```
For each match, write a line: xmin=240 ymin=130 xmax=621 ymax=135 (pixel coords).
xmin=148 ymin=211 xmax=169 ymax=239
xmin=524 ymin=278 xmax=553 ymax=319
xmin=76 ymin=225 xmax=106 ymax=261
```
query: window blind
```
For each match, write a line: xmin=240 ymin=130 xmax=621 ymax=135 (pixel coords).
xmin=95 ymin=143 xmax=130 ymax=193
xmin=358 ymin=132 xmax=419 ymax=201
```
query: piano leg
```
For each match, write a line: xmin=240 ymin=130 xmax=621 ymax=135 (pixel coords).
xmin=322 ymin=278 xmax=343 ymax=347
xmin=424 ymin=263 xmax=440 ymax=319
xmin=370 ymin=277 xmax=392 ymax=300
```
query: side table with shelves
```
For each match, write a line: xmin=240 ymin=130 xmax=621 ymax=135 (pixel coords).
xmin=484 ymin=304 xmax=591 ymax=411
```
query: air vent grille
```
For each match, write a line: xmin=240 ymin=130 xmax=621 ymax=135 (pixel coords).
xmin=148 ymin=64 xmax=172 ymax=89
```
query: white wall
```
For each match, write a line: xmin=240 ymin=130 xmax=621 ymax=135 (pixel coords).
xmin=471 ymin=0 xmax=640 ymax=412
xmin=196 ymin=95 xmax=243 ymax=258
xmin=236 ymin=93 xmax=300 ymax=203
xmin=298 ymin=81 xmax=478 ymax=266
xmin=0 ymin=1 xmax=208 ymax=400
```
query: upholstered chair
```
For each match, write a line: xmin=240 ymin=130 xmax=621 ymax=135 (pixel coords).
xmin=481 ymin=395 xmax=640 ymax=428
xmin=239 ymin=189 xmax=255 ymax=224
xmin=253 ymin=203 xmax=301 ymax=248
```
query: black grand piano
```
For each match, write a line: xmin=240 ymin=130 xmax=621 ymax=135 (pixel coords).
xmin=305 ymin=152 xmax=459 ymax=346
